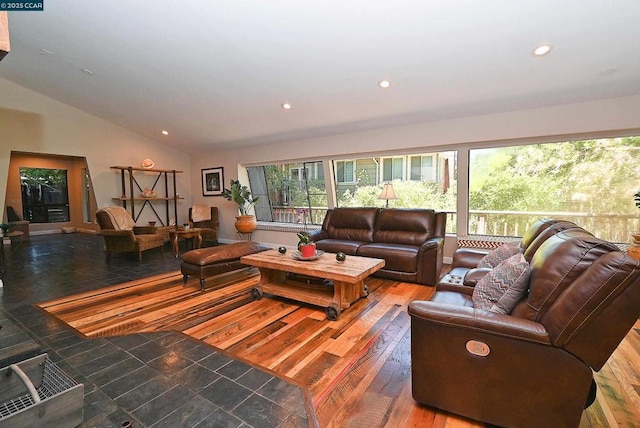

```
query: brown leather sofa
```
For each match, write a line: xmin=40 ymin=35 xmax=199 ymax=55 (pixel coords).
xmin=307 ymin=208 xmax=446 ymax=285
xmin=409 ymin=222 xmax=640 ymax=427
xmin=438 ymin=218 xmax=582 ymax=292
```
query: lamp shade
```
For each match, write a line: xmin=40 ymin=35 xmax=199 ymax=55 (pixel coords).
xmin=378 ymin=183 xmax=397 ymax=200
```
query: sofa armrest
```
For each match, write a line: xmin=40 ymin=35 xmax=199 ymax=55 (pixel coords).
xmin=415 ymin=236 xmax=445 ymax=285
xmin=451 ymin=248 xmax=488 ymax=268
xmin=99 ymin=229 xmax=135 ymax=238
xmin=307 ymin=229 xmax=327 ymax=242
xmin=133 ymin=226 xmax=157 ymax=234
xmin=408 ymin=300 xmax=550 ymax=344
xmin=409 ymin=300 xmax=592 ymax=428
xmin=463 ymin=267 xmax=492 ymax=286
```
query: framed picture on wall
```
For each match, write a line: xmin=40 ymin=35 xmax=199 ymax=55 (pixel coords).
xmin=202 ymin=167 xmax=224 ymax=196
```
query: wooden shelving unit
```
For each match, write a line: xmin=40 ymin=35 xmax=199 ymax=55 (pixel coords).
xmin=111 ymin=166 xmax=183 ymax=226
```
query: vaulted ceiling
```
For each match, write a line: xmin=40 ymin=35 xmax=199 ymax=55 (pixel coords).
xmin=1 ymin=1 xmax=639 ymax=152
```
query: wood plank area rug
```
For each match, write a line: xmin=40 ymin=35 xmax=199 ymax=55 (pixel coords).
xmin=36 ymin=270 xmax=639 ymax=427
xmin=36 ymin=268 xmax=463 ymax=426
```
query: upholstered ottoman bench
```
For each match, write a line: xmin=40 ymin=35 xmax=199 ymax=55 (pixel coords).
xmin=180 ymin=241 xmax=270 ymax=290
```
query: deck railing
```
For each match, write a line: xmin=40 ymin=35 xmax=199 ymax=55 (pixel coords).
xmin=270 ymin=207 xmax=636 ymax=243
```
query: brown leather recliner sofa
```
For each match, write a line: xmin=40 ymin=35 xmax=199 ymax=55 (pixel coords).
xmin=307 ymin=208 xmax=446 ymax=285
xmin=409 ymin=221 xmax=640 ymax=427
xmin=438 ymin=218 xmax=582 ymax=292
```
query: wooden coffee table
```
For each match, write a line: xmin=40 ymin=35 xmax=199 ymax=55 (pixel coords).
xmin=241 ymin=249 xmax=384 ymax=320
xmin=169 ymin=227 xmax=204 ymax=257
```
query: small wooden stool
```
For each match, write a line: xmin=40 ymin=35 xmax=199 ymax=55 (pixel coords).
xmin=180 ymin=241 xmax=269 ymax=290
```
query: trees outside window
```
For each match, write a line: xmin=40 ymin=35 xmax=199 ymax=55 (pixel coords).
xmin=468 ymin=136 xmax=640 ymax=242
xmin=248 ymin=161 xmax=327 ymax=225
xmin=20 ymin=167 xmax=70 ymax=223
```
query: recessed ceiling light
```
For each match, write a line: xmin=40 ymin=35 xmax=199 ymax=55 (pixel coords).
xmin=532 ymin=44 xmax=553 ymax=57
xmin=379 ymin=80 xmax=391 ymax=88
xmin=161 ymin=130 xmax=169 ymax=136
xmin=281 ymin=103 xmax=293 ymax=110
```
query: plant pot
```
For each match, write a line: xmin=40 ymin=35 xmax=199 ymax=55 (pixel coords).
xmin=628 ymin=245 xmax=640 ymax=260
xmin=300 ymin=243 xmax=316 ymax=258
xmin=235 ymin=215 xmax=257 ymax=233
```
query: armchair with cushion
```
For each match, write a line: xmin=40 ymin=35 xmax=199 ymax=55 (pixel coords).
xmin=6 ymin=205 xmax=30 ymax=242
xmin=188 ymin=205 xmax=219 ymax=245
xmin=96 ymin=207 xmax=165 ymax=260
xmin=409 ymin=223 xmax=640 ymax=427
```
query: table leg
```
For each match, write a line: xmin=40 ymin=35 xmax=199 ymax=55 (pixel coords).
xmin=171 ymin=235 xmax=179 ymax=257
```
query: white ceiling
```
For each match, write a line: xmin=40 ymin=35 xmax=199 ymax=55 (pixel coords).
xmin=2 ymin=1 xmax=640 ymax=153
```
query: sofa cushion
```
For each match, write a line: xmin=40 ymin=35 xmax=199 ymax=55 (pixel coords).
xmin=472 ymin=253 xmax=530 ymax=314
xmin=373 ymin=209 xmax=435 ymax=246
xmin=314 ymin=239 xmax=363 ymax=255
xmin=430 ymin=290 xmax=475 ymax=307
xmin=357 ymin=243 xmax=418 ymax=272
xmin=324 ymin=207 xmax=378 ymax=242
xmin=477 ymin=241 xmax=522 ymax=269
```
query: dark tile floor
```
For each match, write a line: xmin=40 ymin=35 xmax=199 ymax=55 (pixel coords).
xmin=0 ymin=234 xmax=309 ymax=428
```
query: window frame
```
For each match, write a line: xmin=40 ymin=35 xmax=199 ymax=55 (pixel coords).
xmin=334 ymin=159 xmax=356 ymax=184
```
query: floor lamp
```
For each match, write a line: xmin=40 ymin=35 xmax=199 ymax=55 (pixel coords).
xmin=378 ymin=183 xmax=397 ymax=207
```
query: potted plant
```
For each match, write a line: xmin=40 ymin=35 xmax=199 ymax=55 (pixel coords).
xmin=297 ymin=231 xmax=316 ymax=258
xmin=0 ymin=223 xmax=9 ymax=236
xmin=296 ymin=208 xmax=316 ymax=257
xmin=222 ymin=179 xmax=260 ymax=233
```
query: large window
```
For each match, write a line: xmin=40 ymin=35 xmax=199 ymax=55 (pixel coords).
xmin=20 ymin=167 xmax=70 ymax=223
xmin=334 ymin=152 xmax=457 ymax=232
xmin=248 ymin=161 xmax=328 ymax=225
xmin=468 ymin=137 xmax=640 ymax=242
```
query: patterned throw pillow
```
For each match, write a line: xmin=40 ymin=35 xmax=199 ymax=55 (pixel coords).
xmin=472 ymin=253 xmax=530 ymax=314
xmin=477 ymin=241 xmax=523 ymax=269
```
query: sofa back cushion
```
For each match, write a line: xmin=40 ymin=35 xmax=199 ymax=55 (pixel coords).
xmin=373 ymin=209 xmax=435 ymax=246
xmin=512 ymin=228 xmax=619 ymax=323
xmin=522 ymin=219 xmax=582 ymax=261
xmin=99 ymin=206 xmax=135 ymax=230
xmin=324 ymin=208 xmax=378 ymax=242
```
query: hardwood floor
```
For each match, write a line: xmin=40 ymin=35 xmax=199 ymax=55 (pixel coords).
xmin=37 ymin=269 xmax=640 ymax=427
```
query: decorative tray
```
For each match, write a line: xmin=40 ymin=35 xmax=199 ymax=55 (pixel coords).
xmin=292 ymin=250 xmax=324 ymax=261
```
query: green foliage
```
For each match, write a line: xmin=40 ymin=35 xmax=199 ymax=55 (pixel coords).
xmin=469 ymin=137 xmax=640 ymax=215
xmin=222 ymin=179 xmax=260 ymax=215
xmin=297 ymin=231 xmax=312 ymax=244
xmin=356 ymin=169 xmax=370 ymax=186
xmin=20 ymin=168 xmax=68 ymax=188
xmin=337 ymin=180 xmax=456 ymax=211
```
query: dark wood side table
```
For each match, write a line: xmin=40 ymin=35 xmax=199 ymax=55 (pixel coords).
xmin=169 ymin=228 xmax=204 ymax=257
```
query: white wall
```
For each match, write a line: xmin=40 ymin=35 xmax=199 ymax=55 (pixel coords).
xmin=3 ymin=74 xmax=640 ymax=249
xmin=0 ymin=78 xmax=192 ymax=226
xmin=190 ymin=94 xmax=640 ymax=247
